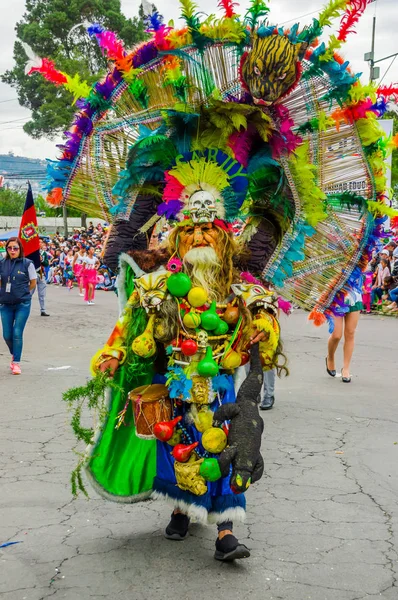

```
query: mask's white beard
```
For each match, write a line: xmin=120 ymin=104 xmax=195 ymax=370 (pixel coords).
xmin=183 ymin=247 xmax=221 ymax=299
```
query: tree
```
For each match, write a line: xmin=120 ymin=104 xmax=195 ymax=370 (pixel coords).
xmin=2 ymin=0 xmax=147 ymax=139
xmin=0 ymin=187 xmax=82 ymax=218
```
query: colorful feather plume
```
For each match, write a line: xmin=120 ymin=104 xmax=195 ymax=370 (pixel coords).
xmin=337 ymin=0 xmax=368 ymax=41
xmin=376 ymin=85 xmax=398 ymax=101
xmin=218 ymin=0 xmax=238 ymax=18
xmin=179 ymin=0 xmax=201 ymax=30
xmin=244 ymin=0 xmax=270 ymax=29
xmin=28 ymin=58 xmax=67 ymax=85
xmin=318 ymin=0 xmax=349 ymax=28
xmin=88 ymin=24 xmax=125 ymax=60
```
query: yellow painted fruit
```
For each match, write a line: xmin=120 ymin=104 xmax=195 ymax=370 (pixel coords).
xmin=194 ymin=409 xmax=213 ymax=433
xmin=221 ymin=350 xmax=242 ymax=370
xmin=131 ymin=332 xmax=156 ymax=358
xmin=188 ymin=286 xmax=208 ymax=308
xmin=201 ymin=427 xmax=227 ymax=454
xmin=183 ymin=312 xmax=201 ymax=329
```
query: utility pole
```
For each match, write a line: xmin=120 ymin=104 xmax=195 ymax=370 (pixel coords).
xmin=365 ymin=14 xmax=398 ymax=83
xmin=365 ymin=16 xmax=379 ymax=82
xmin=63 ymin=204 xmax=68 ymax=237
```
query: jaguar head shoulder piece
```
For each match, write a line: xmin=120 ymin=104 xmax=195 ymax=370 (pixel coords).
xmin=241 ymin=32 xmax=308 ymax=106
xmin=134 ymin=268 xmax=170 ymax=312
xmin=231 ymin=282 xmax=277 ymax=315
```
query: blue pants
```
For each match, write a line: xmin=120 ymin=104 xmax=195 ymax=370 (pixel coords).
xmin=0 ymin=301 xmax=31 ymax=362
xmin=389 ymin=287 xmax=398 ymax=303
xmin=262 ymin=369 xmax=275 ymax=401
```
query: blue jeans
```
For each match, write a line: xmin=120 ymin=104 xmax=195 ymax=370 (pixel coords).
xmin=0 ymin=301 xmax=31 ymax=362
xmin=262 ymin=369 xmax=275 ymax=401
xmin=389 ymin=287 xmax=398 ymax=303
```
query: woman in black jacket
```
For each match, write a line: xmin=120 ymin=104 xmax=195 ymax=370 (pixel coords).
xmin=0 ymin=237 xmax=37 ymax=374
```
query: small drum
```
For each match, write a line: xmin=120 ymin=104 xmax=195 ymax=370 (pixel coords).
xmin=129 ymin=384 xmax=171 ymax=440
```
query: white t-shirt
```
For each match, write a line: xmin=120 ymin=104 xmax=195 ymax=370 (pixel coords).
xmin=28 ymin=262 xmax=37 ymax=280
xmin=75 ymin=253 xmax=86 ymax=264
xmin=83 ymin=256 xmax=97 ymax=269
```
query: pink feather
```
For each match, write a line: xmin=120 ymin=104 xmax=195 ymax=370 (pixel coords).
xmin=97 ymin=31 xmax=125 ymax=60
xmin=228 ymin=128 xmax=254 ymax=167
xmin=240 ymin=271 xmax=262 ymax=285
xmin=163 ymin=173 xmax=185 ymax=202
xmin=217 ymin=0 xmax=238 ymax=18
xmin=278 ymin=297 xmax=292 ymax=315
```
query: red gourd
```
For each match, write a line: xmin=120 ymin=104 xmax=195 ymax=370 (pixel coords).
xmin=172 ymin=441 xmax=199 ymax=462
xmin=153 ymin=416 xmax=182 ymax=442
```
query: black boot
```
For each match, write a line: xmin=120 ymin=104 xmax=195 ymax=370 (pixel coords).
xmin=164 ymin=512 xmax=190 ymax=540
xmin=214 ymin=534 xmax=250 ymax=561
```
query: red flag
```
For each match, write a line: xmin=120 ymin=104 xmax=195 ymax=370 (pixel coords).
xmin=19 ymin=183 xmax=41 ymax=269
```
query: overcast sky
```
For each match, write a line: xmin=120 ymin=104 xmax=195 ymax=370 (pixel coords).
xmin=0 ymin=0 xmax=397 ymax=160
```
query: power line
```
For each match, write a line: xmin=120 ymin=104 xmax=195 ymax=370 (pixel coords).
xmin=0 ymin=98 xmax=19 ymax=104
xmin=0 ymin=117 xmax=30 ymax=126
xmin=379 ymin=54 xmax=397 ymax=86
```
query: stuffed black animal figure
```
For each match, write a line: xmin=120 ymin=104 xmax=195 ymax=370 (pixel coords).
xmin=213 ymin=343 xmax=265 ymax=494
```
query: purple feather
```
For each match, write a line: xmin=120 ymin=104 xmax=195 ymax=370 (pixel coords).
xmin=73 ymin=115 xmax=93 ymax=135
xmin=132 ymin=42 xmax=158 ymax=68
xmin=157 ymin=200 xmax=184 ymax=219
xmin=95 ymin=75 xmax=115 ymax=98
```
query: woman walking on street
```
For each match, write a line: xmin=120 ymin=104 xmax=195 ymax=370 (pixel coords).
xmin=82 ymin=246 xmax=99 ymax=305
xmin=0 ymin=237 xmax=37 ymax=374
xmin=325 ymin=287 xmax=362 ymax=383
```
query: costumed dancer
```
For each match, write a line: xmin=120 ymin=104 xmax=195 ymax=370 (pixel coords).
xmin=91 ymin=212 xmax=284 ymax=560
xmin=26 ymin=0 xmax=398 ymax=561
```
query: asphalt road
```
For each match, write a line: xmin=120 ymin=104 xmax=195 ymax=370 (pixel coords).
xmin=1 ymin=286 xmax=397 ymax=600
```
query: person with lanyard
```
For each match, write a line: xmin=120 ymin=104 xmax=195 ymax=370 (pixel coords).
xmin=0 ymin=237 xmax=37 ymax=375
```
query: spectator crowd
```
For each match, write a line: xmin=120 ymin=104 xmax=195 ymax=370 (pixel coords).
xmin=363 ymin=223 xmax=398 ymax=315
xmin=0 ymin=221 xmax=116 ymax=306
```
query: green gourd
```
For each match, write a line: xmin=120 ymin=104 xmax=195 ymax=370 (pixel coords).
xmin=200 ymin=301 xmax=221 ymax=331
xmin=197 ymin=346 xmax=219 ymax=377
xmin=199 ymin=458 xmax=222 ymax=482
xmin=167 ymin=273 xmax=192 ymax=297
xmin=213 ymin=320 xmax=229 ymax=335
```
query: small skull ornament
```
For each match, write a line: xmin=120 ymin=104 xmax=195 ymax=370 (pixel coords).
xmin=197 ymin=329 xmax=209 ymax=349
xmin=188 ymin=190 xmax=217 ymax=223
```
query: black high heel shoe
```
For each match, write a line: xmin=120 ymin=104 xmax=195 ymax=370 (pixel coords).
xmin=325 ymin=357 xmax=336 ymax=377
xmin=341 ymin=368 xmax=351 ymax=383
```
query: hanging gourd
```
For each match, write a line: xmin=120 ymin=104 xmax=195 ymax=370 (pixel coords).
xmin=200 ymin=301 xmax=221 ymax=331
xmin=221 ymin=349 xmax=242 ymax=370
xmin=213 ymin=320 xmax=229 ymax=335
xmin=183 ymin=312 xmax=201 ymax=329
xmin=167 ymin=272 xmax=192 ymax=297
xmin=153 ymin=416 xmax=182 ymax=442
xmin=199 ymin=458 xmax=222 ymax=482
xmin=223 ymin=303 xmax=240 ymax=325
xmin=197 ymin=346 xmax=219 ymax=377
xmin=187 ymin=286 xmax=208 ymax=307
xmin=201 ymin=427 xmax=227 ymax=453
xmin=180 ymin=339 xmax=198 ymax=356
xmin=172 ymin=441 xmax=199 ymax=462
xmin=131 ymin=314 xmax=157 ymax=358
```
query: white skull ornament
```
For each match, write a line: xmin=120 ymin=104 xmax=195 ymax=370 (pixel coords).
xmin=188 ymin=190 xmax=217 ymax=223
